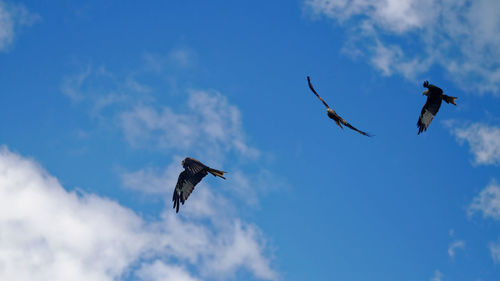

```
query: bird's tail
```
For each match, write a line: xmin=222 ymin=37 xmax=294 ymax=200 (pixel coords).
xmin=208 ymin=168 xmax=226 ymax=179
xmin=443 ymin=95 xmax=457 ymax=105
xmin=172 ymin=191 xmax=180 ymax=213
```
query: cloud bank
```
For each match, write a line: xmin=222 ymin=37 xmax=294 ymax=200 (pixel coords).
xmin=0 ymin=146 xmax=277 ymax=281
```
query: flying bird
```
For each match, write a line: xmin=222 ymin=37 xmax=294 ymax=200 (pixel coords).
xmin=417 ymin=80 xmax=457 ymax=134
xmin=307 ymin=76 xmax=371 ymax=136
xmin=172 ymin=157 xmax=226 ymax=213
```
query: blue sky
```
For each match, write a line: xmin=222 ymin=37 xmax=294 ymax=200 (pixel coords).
xmin=1 ymin=1 xmax=500 ymax=281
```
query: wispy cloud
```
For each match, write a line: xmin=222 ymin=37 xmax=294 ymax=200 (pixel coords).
xmin=60 ymin=65 xmax=153 ymax=112
xmin=305 ymin=0 xmax=500 ymax=94
xmin=0 ymin=146 xmax=278 ymax=281
xmin=490 ymin=239 xmax=500 ymax=263
xmin=61 ymin=52 xmax=282 ymax=212
xmin=118 ymin=90 xmax=281 ymax=206
xmin=430 ymin=270 xmax=443 ymax=281
xmin=448 ymin=240 xmax=465 ymax=259
xmin=446 ymin=122 xmax=500 ymax=165
xmin=468 ymin=180 xmax=500 ymax=220
xmin=60 ymin=65 xmax=91 ymax=102
xmin=0 ymin=1 xmax=40 ymax=51
xmin=121 ymin=159 xmax=182 ymax=195
xmin=142 ymin=48 xmax=197 ymax=72
xmin=119 ymin=89 xmax=259 ymax=160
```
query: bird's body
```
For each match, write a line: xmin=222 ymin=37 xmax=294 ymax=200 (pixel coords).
xmin=172 ymin=157 xmax=226 ymax=213
xmin=327 ymin=108 xmax=343 ymax=128
xmin=417 ymin=81 xmax=457 ymax=134
xmin=307 ymin=76 xmax=371 ymax=137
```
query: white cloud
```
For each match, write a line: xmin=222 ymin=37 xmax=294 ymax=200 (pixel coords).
xmin=120 ymin=89 xmax=259 ymax=160
xmin=447 ymin=122 xmax=500 ymax=165
xmin=0 ymin=146 xmax=278 ymax=281
xmin=201 ymin=221 xmax=277 ymax=280
xmin=448 ymin=240 xmax=465 ymax=258
xmin=430 ymin=270 xmax=443 ymax=281
xmin=306 ymin=0 xmax=434 ymax=33
xmin=468 ymin=180 xmax=500 ymax=220
xmin=121 ymin=161 xmax=182 ymax=195
xmin=61 ymin=58 xmax=259 ymax=161
xmin=0 ymin=1 xmax=39 ymax=51
xmin=305 ymin=0 xmax=500 ymax=94
xmin=490 ymin=239 xmax=500 ymax=263
xmin=135 ymin=261 xmax=200 ymax=281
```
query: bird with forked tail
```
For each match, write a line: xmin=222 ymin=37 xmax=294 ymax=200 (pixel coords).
xmin=172 ymin=157 xmax=226 ymax=213
xmin=417 ymin=80 xmax=457 ymax=134
xmin=307 ymin=76 xmax=372 ymax=137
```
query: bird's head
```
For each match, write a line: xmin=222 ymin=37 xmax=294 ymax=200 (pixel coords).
xmin=181 ymin=159 xmax=185 ymax=166
xmin=422 ymin=89 xmax=429 ymax=96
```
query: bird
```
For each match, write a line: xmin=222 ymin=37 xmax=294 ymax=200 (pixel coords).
xmin=307 ymin=76 xmax=372 ymax=136
xmin=172 ymin=157 xmax=226 ymax=213
xmin=417 ymin=80 xmax=457 ymax=134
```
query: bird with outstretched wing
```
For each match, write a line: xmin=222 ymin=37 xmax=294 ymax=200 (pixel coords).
xmin=307 ymin=76 xmax=372 ymax=137
xmin=172 ymin=157 xmax=226 ymax=213
xmin=417 ymin=80 xmax=457 ymax=134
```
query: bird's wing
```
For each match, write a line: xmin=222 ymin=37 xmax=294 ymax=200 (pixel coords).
xmin=172 ymin=163 xmax=209 ymax=213
xmin=338 ymin=117 xmax=372 ymax=137
xmin=417 ymin=95 xmax=442 ymax=134
xmin=183 ymin=158 xmax=207 ymax=175
xmin=307 ymin=76 xmax=330 ymax=109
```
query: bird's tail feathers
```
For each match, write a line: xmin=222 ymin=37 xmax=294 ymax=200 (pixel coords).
xmin=208 ymin=168 xmax=226 ymax=179
xmin=172 ymin=191 xmax=180 ymax=213
xmin=443 ymin=95 xmax=457 ymax=105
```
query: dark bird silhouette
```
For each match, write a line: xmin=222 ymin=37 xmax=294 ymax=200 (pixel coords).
xmin=172 ymin=157 xmax=226 ymax=213
xmin=417 ymin=80 xmax=457 ymax=134
xmin=307 ymin=76 xmax=371 ymax=136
